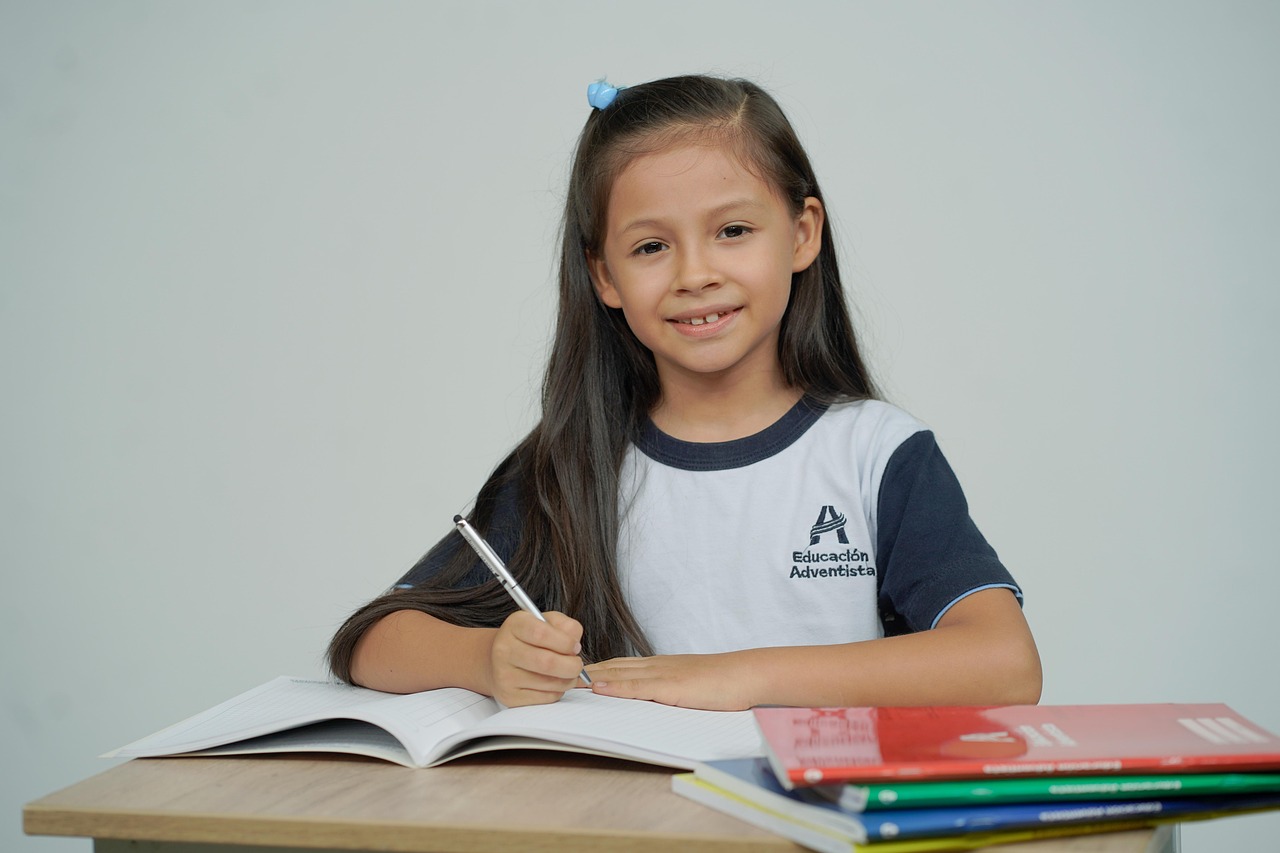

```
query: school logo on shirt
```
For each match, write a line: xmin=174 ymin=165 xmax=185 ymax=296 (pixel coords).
xmin=790 ymin=505 xmax=875 ymax=580
xmin=809 ymin=505 xmax=849 ymax=545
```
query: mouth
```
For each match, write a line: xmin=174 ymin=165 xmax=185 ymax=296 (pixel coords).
xmin=670 ymin=307 xmax=741 ymax=327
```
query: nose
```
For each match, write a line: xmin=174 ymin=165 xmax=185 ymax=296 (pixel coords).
xmin=673 ymin=244 xmax=721 ymax=294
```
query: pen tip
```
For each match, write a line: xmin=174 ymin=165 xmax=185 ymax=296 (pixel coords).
xmin=453 ymin=514 xmax=465 ymax=524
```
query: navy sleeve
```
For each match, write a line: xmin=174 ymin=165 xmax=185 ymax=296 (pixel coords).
xmin=391 ymin=477 xmax=524 ymax=591
xmin=875 ymin=430 xmax=1020 ymax=635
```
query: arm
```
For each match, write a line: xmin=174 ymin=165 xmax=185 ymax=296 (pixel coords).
xmin=350 ymin=608 xmax=587 ymax=706
xmin=586 ymin=587 xmax=1041 ymax=710
xmin=338 ymin=465 xmax=591 ymax=705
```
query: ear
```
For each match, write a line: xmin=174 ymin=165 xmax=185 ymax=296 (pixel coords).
xmin=791 ymin=197 xmax=825 ymax=273
xmin=587 ymin=250 xmax=624 ymax=309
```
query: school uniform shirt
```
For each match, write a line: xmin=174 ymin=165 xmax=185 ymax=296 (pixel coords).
xmin=394 ymin=397 xmax=1021 ymax=654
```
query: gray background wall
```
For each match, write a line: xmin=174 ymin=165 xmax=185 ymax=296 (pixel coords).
xmin=4 ymin=2 xmax=1278 ymax=850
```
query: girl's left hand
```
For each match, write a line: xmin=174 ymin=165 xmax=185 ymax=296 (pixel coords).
xmin=584 ymin=653 xmax=755 ymax=711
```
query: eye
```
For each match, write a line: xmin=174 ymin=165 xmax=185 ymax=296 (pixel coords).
xmin=720 ymin=224 xmax=752 ymax=239
xmin=633 ymin=241 xmax=666 ymax=256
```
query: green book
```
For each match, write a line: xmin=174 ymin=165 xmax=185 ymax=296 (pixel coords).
xmin=827 ymin=770 xmax=1280 ymax=811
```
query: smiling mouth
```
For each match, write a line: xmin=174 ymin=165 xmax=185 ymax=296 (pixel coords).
xmin=673 ymin=308 xmax=738 ymax=326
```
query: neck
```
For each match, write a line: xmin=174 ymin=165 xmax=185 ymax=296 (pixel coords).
xmin=650 ymin=368 xmax=803 ymax=442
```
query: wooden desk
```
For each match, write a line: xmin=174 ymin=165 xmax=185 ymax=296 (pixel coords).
xmin=25 ymin=753 xmax=1175 ymax=853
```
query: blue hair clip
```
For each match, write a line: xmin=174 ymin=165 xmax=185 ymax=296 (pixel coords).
xmin=587 ymin=79 xmax=620 ymax=110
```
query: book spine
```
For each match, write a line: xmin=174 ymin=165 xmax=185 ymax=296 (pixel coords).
xmin=846 ymin=773 xmax=1280 ymax=811
xmin=787 ymin=755 xmax=1280 ymax=787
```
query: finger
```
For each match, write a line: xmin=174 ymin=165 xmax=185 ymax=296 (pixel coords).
xmin=503 ymin=611 xmax=581 ymax=656
xmin=592 ymin=677 xmax=716 ymax=709
xmin=496 ymin=628 xmax=584 ymax=682
xmin=496 ymin=684 xmax=574 ymax=707
xmin=590 ymin=655 xmax=644 ymax=666
xmin=586 ymin=662 xmax=659 ymax=690
xmin=541 ymin=612 xmax=586 ymax=661
xmin=512 ymin=644 xmax=587 ymax=682
xmin=501 ymin=667 xmax=580 ymax=695
xmin=490 ymin=650 xmax=579 ymax=700
xmin=590 ymin=677 xmax=660 ymax=702
xmin=584 ymin=657 xmax=650 ymax=681
xmin=543 ymin=612 xmax=584 ymax=647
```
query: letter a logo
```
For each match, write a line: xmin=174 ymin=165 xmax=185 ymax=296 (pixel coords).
xmin=809 ymin=505 xmax=849 ymax=546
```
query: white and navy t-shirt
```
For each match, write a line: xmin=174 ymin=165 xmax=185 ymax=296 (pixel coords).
xmin=395 ymin=397 xmax=1020 ymax=653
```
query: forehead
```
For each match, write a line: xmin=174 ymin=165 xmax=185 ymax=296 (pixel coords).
xmin=606 ymin=143 xmax=780 ymax=222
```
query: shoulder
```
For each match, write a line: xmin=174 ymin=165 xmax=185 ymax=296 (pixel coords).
xmin=810 ymin=398 xmax=930 ymax=466
xmin=821 ymin=397 xmax=927 ymax=434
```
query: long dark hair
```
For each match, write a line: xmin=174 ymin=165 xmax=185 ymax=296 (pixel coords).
xmin=327 ymin=75 xmax=878 ymax=681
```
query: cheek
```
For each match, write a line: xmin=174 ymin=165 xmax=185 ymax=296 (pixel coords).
xmin=620 ymin=304 xmax=661 ymax=343
xmin=609 ymin=265 xmax=665 ymax=308
xmin=609 ymin=296 xmax=667 ymax=352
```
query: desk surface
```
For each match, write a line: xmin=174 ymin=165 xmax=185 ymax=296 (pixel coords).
xmin=25 ymin=753 xmax=1167 ymax=853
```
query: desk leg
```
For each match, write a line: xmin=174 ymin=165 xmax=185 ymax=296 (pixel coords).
xmin=1146 ymin=824 xmax=1180 ymax=853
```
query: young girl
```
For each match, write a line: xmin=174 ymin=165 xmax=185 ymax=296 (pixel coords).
xmin=327 ymin=75 xmax=1041 ymax=711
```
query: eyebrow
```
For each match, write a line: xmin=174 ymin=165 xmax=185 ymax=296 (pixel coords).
xmin=617 ymin=197 xmax=767 ymax=235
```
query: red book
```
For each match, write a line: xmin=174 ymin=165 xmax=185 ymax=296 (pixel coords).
xmin=753 ymin=704 xmax=1280 ymax=789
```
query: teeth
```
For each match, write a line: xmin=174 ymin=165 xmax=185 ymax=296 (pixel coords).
xmin=683 ymin=313 xmax=722 ymax=326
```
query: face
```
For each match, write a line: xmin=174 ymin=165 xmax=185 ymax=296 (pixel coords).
xmin=588 ymin=143 xmax=823 ymax=396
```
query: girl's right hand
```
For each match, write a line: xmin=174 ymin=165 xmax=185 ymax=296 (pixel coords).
xmin=487 ymin=610 xmax=585 ymax=707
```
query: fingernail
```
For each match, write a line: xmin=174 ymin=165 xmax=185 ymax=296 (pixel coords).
xmin=573 ymin=642 xmax=582 ymax=655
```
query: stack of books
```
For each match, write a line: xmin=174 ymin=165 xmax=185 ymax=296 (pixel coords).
xmin=672 ymin=703 xmax=1280 ymax=852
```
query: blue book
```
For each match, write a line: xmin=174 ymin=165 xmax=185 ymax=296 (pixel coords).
xmin=675 ymin=757 xmax=1280 ymax=844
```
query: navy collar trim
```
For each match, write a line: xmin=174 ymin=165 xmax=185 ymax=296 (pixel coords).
xmin=632 ymin=396 xmax=829 ymax=471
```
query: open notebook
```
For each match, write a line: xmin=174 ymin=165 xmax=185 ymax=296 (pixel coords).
xmin=106 ymin=676 xmax=764 ymax=769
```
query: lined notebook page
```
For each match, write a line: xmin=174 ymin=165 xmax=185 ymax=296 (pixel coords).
xmin=443 ymin=688 xmax=763 ymax=766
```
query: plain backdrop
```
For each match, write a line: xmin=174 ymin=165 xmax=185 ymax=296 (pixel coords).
xmin=3 ymin=2 xmax=1278 ymax=851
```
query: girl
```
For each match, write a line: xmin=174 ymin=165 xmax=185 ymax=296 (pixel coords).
xmin=327 ymin=75 xmax=1041 ymax=711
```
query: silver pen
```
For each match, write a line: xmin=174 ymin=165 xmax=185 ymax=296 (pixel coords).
xmin=453 ymin=515 xmax=592 ymax=685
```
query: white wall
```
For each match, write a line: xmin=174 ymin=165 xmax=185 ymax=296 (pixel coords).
xmin=4 ymin=2 xmax=1277 ymax=850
